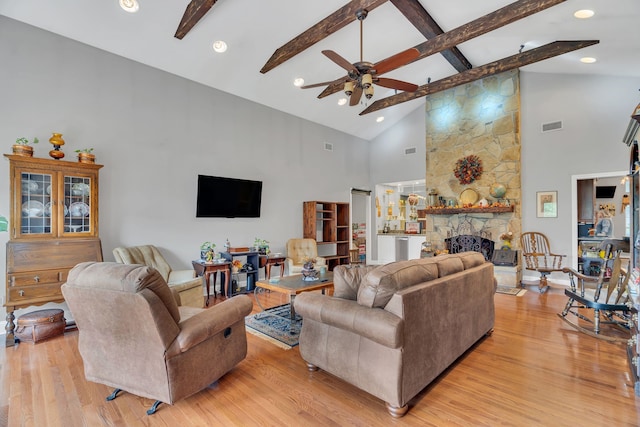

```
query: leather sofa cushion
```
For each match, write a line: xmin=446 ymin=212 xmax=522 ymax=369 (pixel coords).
xmin=357 ymin=259 xmax=439 ymax=308
xmin=333 ymin=265 xmax=379 ymax=300
xmin=68 ymin=262 xmax=181 ymax=323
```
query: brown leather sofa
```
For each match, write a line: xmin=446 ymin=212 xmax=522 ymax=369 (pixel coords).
xmin=113 ymin=244 xmax=203 ymax=308
xmin=294 ymin=252 xmax=496 ymax=417
xmin=62 ymin=262 xmax=253 ymax=415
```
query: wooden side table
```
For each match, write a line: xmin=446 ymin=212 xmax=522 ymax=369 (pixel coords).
xmin=192 ymin=260 xmax=231 ymax=306
xmin=262 ymin=255 xmax=286 ymax=280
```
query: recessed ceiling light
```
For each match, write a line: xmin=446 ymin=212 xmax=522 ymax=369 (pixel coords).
xmin=574 ymin=9 xmax=595 ymax=19
xmin=337 ymin=98 xmax=347 ymax=106
xmin=212 ymin=40 xmax=227 ymax=53
xmin=119 ymin=0 xmax=139 ymax=13
xmin=293 ymin=78 xmax=305 ymax=87
xmin=376 ymin=116 xmax=384 ymax=123
xmin=580 ymin=57 xmax=597 ymax=64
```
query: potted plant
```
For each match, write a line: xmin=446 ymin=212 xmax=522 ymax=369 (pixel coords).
xmin=253 ymin=237 xmax=270 ymax=254
xmin=12 ymin=137 xmax=39 ymax=157
xmin=200 ymin=241 xmax=216 ymax=261
xmin=75 ymin=148 xmax=95 ymax=164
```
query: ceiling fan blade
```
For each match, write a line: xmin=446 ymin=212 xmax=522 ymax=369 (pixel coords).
xmin=372 ymin=48 xmax=420 ymax=75
xmin=360 ymin=39 xmax=599 ymax=115
xmin=301 ymin=79 xmax=344 ymax=89
xmin=318 ymin=77 xmax=349 ymax=98
xmin=375 ymin=78 xmax=418 ymax=92
xmin=323 ymin=50 xmax=357 ymax=74
xmin=260 ymin=0 xmax=388 ymax=73
xmin=350 ymin=85 xmax=363 ymax=106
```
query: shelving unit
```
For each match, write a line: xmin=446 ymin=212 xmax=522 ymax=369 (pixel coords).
xmin=220 ymin=250 xmax=260 ymax=296
xmin=303 ymin=201 xmax=350 ymax=270
xmin=421 ymin=205 xmax=515 ymax=215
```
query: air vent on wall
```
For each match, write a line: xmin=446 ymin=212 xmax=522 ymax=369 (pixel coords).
xmin=541 ymin=120 xmax=563 ymax=132
xmin=324 ymin=142 xmax=333 ymax=151
xmin=405 ymin=147 xmax=417 ymax=155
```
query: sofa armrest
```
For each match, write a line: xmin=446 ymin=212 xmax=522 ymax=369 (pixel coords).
xmin=169 ymin=269 xmax=196 ymax=283
xmin=294 ymin=293 xmax=403 ymax=348
xmin=172 ymin=295 xmax=252 ymax=354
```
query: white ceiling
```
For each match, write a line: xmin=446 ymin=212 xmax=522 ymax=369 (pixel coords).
xmin=2 ymin=0 xmax=639 ymax=141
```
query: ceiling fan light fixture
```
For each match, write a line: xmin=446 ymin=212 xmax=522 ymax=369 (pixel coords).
xmin=119 ymin=0 xmax=139 ymax=13
xmin=344 ymin=81 xmax=354 ymax=96
xmin=365 ymin=85 xmax=374 ymax=99
xmin=212 ymin=40 xmax=228 ymax=53
xmin=361 ymin=73 xmax=372 ymax=89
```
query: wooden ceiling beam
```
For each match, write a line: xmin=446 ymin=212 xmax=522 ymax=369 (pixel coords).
xmin=260 ymin=0 xmax=388 ymax=74
xmin=390 ymin=0 xmax=471 ymax=72
xmin=175 ymin=0 xmax=220 ymax=40
xmin=374 ymin=0 xmax=567 ymax=75
xmin=360 ymin=40 xmax=599 ymax=115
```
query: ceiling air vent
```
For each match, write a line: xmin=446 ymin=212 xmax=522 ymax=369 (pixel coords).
xmin=405 ymin=147 xmax=417 ymax=155
xmin=324 ymin=142 xmax=333 ymax=151
xmin=541 ymin=120 xmax=563 ymax=132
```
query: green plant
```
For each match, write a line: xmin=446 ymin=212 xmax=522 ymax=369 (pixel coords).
xmin=200 ymin=241 xmax=215 ymax=250
xmin=253 ymin=238 xmax=269 ymax=247
xmin=15 ymin=137 xmax=39 ymax=145
xmin=75 ymin=148 xmax=94 ymax=153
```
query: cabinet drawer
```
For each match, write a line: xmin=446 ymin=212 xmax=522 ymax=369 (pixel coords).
xmin=8 ymin=283 xmax=63 ymax=303
xmin=9 ymin=271 xmax=62 ymax=287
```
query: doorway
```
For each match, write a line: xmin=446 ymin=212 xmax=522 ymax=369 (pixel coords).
xmin=571 ymin=170 xmax=628 ymax=270
xmin=350 ymin=189 xmax=371 ymax=264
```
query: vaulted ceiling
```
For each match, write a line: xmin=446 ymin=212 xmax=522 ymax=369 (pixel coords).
xmin=1 ymin=0 xmax=638 ymax=140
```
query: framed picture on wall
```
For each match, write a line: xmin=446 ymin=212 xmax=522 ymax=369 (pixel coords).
xmin=537 ymin=191 xmax=557 ymax=218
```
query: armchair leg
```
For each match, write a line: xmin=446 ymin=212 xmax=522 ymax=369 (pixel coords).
xmin=147 ymin=400 xmax=162 ymax=415
xmin=106 ymin=388 xmax=122 ymax=401
xmin=306 ymin=362 xmax=319 ymax=372
xmin=385 ymin=402 xmax=409 ymax=418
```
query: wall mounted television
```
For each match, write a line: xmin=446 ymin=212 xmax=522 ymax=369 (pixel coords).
xmin=196 ymin=174 xmax=262 ymax=218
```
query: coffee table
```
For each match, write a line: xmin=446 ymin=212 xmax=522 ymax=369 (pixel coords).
xmin=254 ymin=272 xmax=334 ymax=321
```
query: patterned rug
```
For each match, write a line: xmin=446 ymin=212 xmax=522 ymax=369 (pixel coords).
xmin=245 ymin=304 xmax=301 ymax=350
xmin=496 ymin=285 xmax=527 ymax=296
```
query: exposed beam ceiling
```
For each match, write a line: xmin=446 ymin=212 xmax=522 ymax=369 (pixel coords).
xmin=174 ymin=0 xmax=220 ymax=40
xmin=361 ymin=40 xmax=600 ymax=114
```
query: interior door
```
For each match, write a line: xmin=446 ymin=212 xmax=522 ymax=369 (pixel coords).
xmin=350 ymin=189 xmax=370 ymax=264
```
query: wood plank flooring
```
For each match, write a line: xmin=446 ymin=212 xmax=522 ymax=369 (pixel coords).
xmin=1 ymin=283 xmax=639 ymax=426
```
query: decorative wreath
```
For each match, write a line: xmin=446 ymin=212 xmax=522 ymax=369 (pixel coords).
xmin=453 ymin=155 xmax=483 ymax=185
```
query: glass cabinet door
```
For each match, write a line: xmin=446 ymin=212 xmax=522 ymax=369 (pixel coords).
xmin=63 ymin=174 xmax=93 ymax=235
xmin=20 ymin=171 xmax=53 ymax=236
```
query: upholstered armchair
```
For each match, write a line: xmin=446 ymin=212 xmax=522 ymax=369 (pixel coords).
xmin=113 ymin=245 xmax=203 ymax=307
xmin=62 ymin=262 xmax=253 ymax=415
xmin=285 ymin=238 xmax=326 ymax=275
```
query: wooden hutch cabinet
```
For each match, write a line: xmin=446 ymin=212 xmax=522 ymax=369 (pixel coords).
xmin=4 ymin=154 xmax=103 ymax=346
xmin=303 ymin=201 xmax=350 ymax=270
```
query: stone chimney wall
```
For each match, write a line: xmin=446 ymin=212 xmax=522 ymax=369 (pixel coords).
xmin=424 ymin=69 xmax=521 ymax=250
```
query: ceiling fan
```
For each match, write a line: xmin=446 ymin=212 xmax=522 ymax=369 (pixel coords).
xmin=301 ymin=9 xmax=420 ymax=106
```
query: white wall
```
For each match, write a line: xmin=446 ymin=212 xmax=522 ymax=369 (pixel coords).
xmin=0 ymin=17 xmax=370 ymax=323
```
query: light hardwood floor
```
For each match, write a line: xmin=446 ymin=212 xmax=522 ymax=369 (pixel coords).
xmin=1 ymin=283 xmax=640 ymax=427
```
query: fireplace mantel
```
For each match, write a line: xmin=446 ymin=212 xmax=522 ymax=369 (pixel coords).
xmin=422 ymin=206 xmax=515 ymax=215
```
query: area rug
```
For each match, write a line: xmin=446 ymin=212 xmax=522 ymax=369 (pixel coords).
xmin=245 ymin=304 xmax=301 ymax=350
xmin=496 ymin=285 xmax=527 ymax=296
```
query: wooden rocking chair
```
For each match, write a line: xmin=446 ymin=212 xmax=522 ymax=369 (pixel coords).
xmin=557 ymin=244 xmax=632 ymax=342
xmin=520 ymin=231 xmax=566 ymax=293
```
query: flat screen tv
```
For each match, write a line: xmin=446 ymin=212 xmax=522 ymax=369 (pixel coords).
xmin=196 ymin=175 xmax=262 ymax=218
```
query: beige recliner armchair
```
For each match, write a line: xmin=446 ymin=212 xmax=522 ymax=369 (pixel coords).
xmin=113 ymin=245 xmax=203 ymax=307
xmin=62 ymin=262 xmax=253 ymax=415
xmin=285 ymin=238 xmax=326 ymax=275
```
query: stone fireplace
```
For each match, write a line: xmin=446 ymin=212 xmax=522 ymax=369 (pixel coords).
xmin=424 ymin=69 xmax=521 ymax=250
